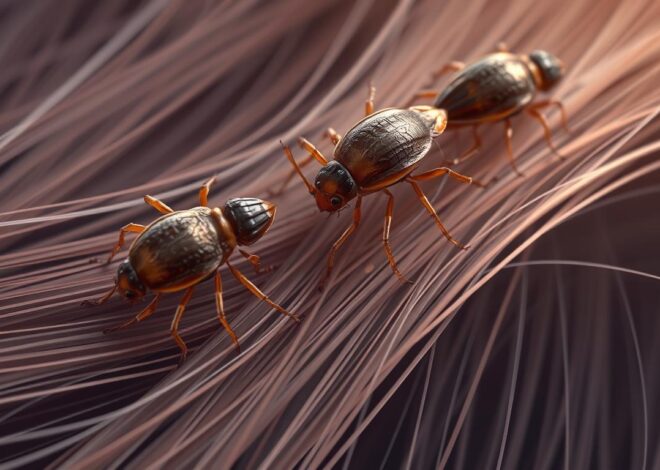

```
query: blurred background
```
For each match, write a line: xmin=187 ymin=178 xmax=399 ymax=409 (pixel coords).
xmin=1 ymin=0 xmax=659 ymax=468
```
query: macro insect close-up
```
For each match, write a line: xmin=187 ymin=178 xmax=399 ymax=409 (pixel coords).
xmin=84 ymin=177 xmax=298 ymax=362
xmin=413 ymin=44 xmax=569 ymax=174
xmin=282 ymin=86 xmax=479 ymax=284
xmin=1 ymin=0 xmax=659 ymax=469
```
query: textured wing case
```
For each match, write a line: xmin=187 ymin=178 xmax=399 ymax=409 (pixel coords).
xmin=130 ymin=208 xmax=224 ymax=290
xmin=434 ymin=53 xmax=536 ymax=124
xmin=335 ymin=109 xmax=432 ymax=189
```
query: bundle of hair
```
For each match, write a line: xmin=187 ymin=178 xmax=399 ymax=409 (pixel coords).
xmin=1 ymin=0 xmax=659 ymax=468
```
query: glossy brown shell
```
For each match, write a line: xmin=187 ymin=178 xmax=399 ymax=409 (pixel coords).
xmin=128 ymin=207 xmax=230 ymax=292
xmin=434 ymin=52 xmax=536 ymax=125
xmin=334 ymin=108 xmax=433 ymax=192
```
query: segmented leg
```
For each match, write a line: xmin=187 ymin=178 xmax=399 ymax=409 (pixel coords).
xmin=280 ymin=142 xmax=316 ymax=196
xmin=410 ymin=90 xmax=440 ymax=103
xmin=104 ymin=294 xmax=161 ymax=333
xmin=432 ymin=61 xmax=465 ymax=78
xmin=144 ymin=195 xmax=174 ymax=214
xmin=171 ymin=287 xmax=195 ymax=364
xmin=324 ymin=128 xmax=342 ymax=146
xmin=81 ymin=284 xmax=117 ymax=306
xmin=531 ymin=99 xmax=570 ymax=132
xmin=321 ymin=196 xmax=362 ymax=288
xmin=527 ymin=108 xmax=565 ymax=159
xmin=381 ymin=189 xmax=411 ymax=284
xmin=298 ymin=137 xmax=329 ymax=165
xmin=199 ymin=176 xmax=216 ymax=207
xmin=106 ymin=223 xmax=145 ymax=263
xmin=365 ymin=83 xmax=376 ymax=116
xmin=239 ymin=248 xmax=272 ymax=274
xmin=504 ymin=119 xmax=524 ymax=176
xmin=409 ymin=167 xmax=477 ymax=186
xmin=214 ymin=270 xmax=240 ymax=352
xmin=227 ymin=262 xmax=300 ymax=322
xmin=445 ymin=126 xmax=482 ymax=165
xmin=406 ymin=178 xmax=468 ymax=250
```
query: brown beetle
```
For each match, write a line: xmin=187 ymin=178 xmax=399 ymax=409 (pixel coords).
xmin=412 ymin=44 xmax=568 ymax=174
xmin=84 ymin=178 xmax=299 ymax=362
xmin=282 ymin=85 xmax=477 ymax=286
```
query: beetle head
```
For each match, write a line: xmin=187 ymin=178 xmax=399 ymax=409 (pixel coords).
xmin=224 ymin=197 xmax=276 ymax=245
xmin=528 ymin=50 xmax=565 ymax=91
xmin=313 ymin=161 xmax=358 ymax=212
xmin=115 ymin=259 xmax=147 ymax=302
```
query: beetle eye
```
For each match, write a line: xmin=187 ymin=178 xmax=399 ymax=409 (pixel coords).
xmin=330 ymin=196 xmax=341 ymax=207
xmin=315 ymin=180 xmax=321 ymax=189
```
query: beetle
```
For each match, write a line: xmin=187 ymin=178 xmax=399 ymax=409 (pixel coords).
xmin=84 ymin=177 xmax=299 ymax=362
xmin=412 ymin=43 xmax=568 ymax=174
xmin=281 ymin=85 xmax=478 ymax=286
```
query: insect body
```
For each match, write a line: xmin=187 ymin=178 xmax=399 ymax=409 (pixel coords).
xmin=85 ymin=178 xmax=298 ymax=362
xmin=283 ymin=86 xmax=477 ymax=286
xmin=413 ymin=45 xmax=568 ymax=173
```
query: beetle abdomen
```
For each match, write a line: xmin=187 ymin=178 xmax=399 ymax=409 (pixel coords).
xmin=129 ymin=208 xmax=226 ymax=291
xmin=434 ymin=53 xmax=536 ymax=125
xmin=336 ymin=108 xmax=432 ymax=189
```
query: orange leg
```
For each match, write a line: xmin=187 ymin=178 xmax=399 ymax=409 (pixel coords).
xmin=504 ymin=118 xmax=524 ymax=176
xmin=227 ymin=262 xmax=300 ymax=322
xmin=381 ymin=189 xmax=412 ymax=284
xmin=280 ymin=142 xmax=317 ymax=196
xmin=106 ymin=223 xmax=145 ymax=263
xmin=531 ymin=99 xmax=570 ymax=132
xmin=298 ymin=137 xmax=329 ymax=165
xmin=104 ymin=294 xmax=161 ymax=333
xmin=445 ymin=126 xmax=482 ymax=165
xmin=406 ymin=178 xmax=468 ymax=250
xmin=81 ymin=284 xmax=117 ymax=306
xmin=324 ymin=128 xmax=342 ymax=146
xmin=410 ymin=89 xmax=440 ymax=105
xmin=272 ymin=152 xmax=315 ymax=197
xmin=199 ymin=176 xmax=216 ymax=207
xmin=214 ymin=270 xmax=240 ymax=352
xmin=171 ymin=287 xmax=195 ymax=364
xmin=321 ymin=196 xmax=362 ymax=288
xmin=527 ymin=108 xmax=565 ymax=160
xmin=432 ymin=61 xmax=465 ymax=79
xmin=239 ymin=248 xmax=272 ymax=274
xmin=365 ymin=83 xmax=376 ymax=116
xmin=410 ymin=166 xmax=477 ymax=186
xmin=144 ymin=195 xmax=174 ymax=214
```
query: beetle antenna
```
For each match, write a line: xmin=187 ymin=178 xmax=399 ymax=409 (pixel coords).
xmin=280 ymin=141 xmax=317 ymax=196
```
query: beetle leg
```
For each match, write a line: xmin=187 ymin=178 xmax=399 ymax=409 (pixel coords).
xmin=298 ymin=137 xmax=329 ymax=165
xmin=406 ymin=179 xmax=468 ymax=250
xmin=199 ymin=176 xmax=216 ymax=207
xmin=239 ymin=248 xmax=272 ymax=273
xmin=144 ymin=195 xmax=174 ymax=214
xmin=410 ymin=89 xmax=440 ymax=105
xmin=321 ymin=196 xmax=362 ymax=288
xmin=324 ymin=127 xmax=342 ymax=146
xmin=504 ymin=119 xmax=525 ymax=176
xmin=381 ymin=190 xmax=412 ymax=284
xmin=227 ymin=262 xmax=300 ymax=322
xmin=81 ymin=284 xmax=117 ymax=306
xmin=432 ymin=61 xmax=465 ymax=79
xmin=410 ymin=166 xmax=483 ymax=187
xmin=445 ymin=126 xmax=482 ymax=165
xmin=365 ymin=82 xmax=376 ymax=116
xmin=106 ymin=223 xmax=145 ymax=263
xmin=171 ymin=287 xmax=195 ymax=364
xmin=214 ymin=270 xmax=240 ymax=352
xmin=527 ymin=108 xmax=565 ymax=160
xmin=104 ymin=294 xmax=161 ymax=333
xmin=531 ymin=100 xmax=570 ymax=132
